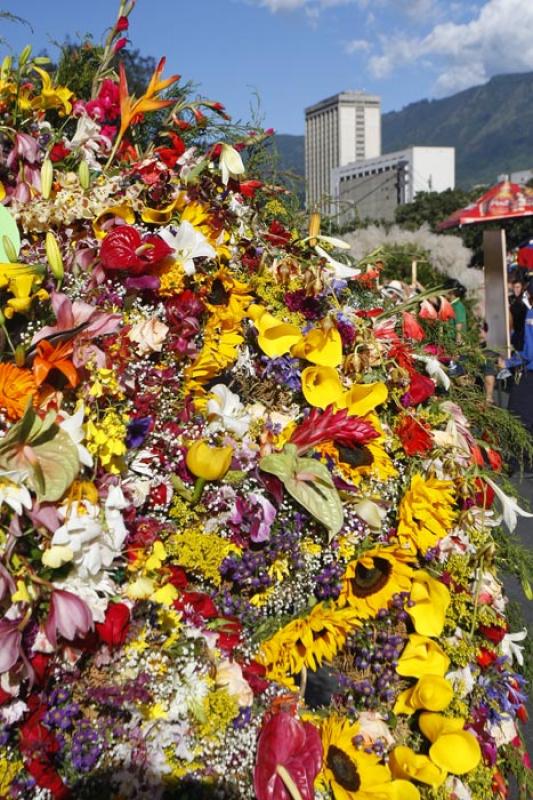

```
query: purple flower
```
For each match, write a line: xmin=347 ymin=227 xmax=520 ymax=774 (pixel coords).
xmin=0 ymin=618 xmax=23 ymax=673
xmin=126 ymin=416 xmax=152 ymax=448
xmin=229 ymin=493 xmax=276 ymax=543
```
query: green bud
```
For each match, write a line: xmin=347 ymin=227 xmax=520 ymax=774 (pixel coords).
xmin=45 ymin=231 xmax=64 ymax=281
xmin=1 ymin=55 xmax=12 ymax=79
xmin=14 ymin=345 xmax=25 ymax=368
xmin=19 ymin=45 xmax=32 ymax=67
xmin=33 ymin=56 xmax=51 ymax=65
xmin=40 ymin=159 xmax=53 ymax=200
xmin=78 ymin=160 xmax=90 ymax=190
xmin=2 ymin=235 xmax=18 ymax=263
xmin=521 ymin=577 xmax=533 ymax=601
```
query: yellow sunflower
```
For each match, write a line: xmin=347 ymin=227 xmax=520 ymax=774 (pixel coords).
xmin=338 ymin=547 xmax=414 ymax=618
xmin=396 ymin=474 xmax=456 ymax=554
xmin=317 ymin=436 xmax=397 ymax=487
xmin=319 ymin=715 xmax=420 ymax=800
xmin=257 ymin=603 xmax=360 ymax=688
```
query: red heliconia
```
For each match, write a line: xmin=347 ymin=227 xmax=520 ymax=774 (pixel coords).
xmin=289 ymin=404 xmax=379 ymax=455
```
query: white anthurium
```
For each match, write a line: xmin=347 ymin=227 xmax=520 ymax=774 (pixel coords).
xmin=484 ymin=477 xmax=533 ymax=532
xmin=59 ymin=404 xmax=93 ymax=468
xmin=219 ymin=143 xmax=245 ymax=185
xmin=352 ymin=498 xmax=387 ymax=529
xmin=159 ymin=220 xmax=216 ymax=275
xmin=414 ymin=354 xmax=450 ymax=390
xmin=315 ymin=244 xmax=361 ymax=279
xmin=206 ymin=384 xmax=251 ymax=438
xmin=500 ymin=628 xmax=527 ymax=666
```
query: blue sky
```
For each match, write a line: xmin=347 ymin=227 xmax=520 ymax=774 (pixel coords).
xmin=1 ymin=0 xmax=531 ymax=134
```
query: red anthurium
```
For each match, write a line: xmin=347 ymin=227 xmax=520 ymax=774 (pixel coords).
xmin=100 ymin=225 xmax=173 ymax=275
xmin=254 ymin=712 xmax=323 ymax=800
xmin=95 ymin=602 xmax=131 ymax=648
xmin=402 ymin=311 xmax=425 ymax=342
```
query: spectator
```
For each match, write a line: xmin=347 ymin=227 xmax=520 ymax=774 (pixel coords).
xmin=444 ymin=279 xmax=467 ymax=343
xmin=501 ymin=279 xmax=533 ymax=434
xmin=509 ymin=274 xmax=528 ymax=351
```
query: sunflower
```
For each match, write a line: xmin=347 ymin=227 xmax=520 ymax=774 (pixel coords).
xmin=0 ymin=363 xmax=37 ymax=420
xmin=338 ymin=547 xmax=414 ymax=618
xmin=257 ymin=603 xmax=360 ymax=688
xmin=319 ymin=715 xmax=420 ymax=800
xmin=318 ymin=434 xmax=397 ymax=487
xmin=396 ymin=474 xmax=456 ymax=554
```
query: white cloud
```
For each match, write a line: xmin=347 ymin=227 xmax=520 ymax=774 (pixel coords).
xmin=246 ymin=0 xmax=354 ymax=10
xmin=345 ymin=39 xmax=371 ymax=54
xmin=367 ymin=0 xmax=533 ymax=94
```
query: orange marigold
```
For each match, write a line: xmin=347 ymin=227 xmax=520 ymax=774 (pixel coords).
xmin=0 ymin=363 xmax=37 ymax=420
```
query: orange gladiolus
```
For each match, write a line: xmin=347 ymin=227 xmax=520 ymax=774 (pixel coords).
xmin=0 ymin=363 xmax=37 ymax=420
xmin=33 ymin=340 xmax=78 ymax=388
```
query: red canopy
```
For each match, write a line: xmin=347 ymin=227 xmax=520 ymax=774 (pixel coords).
xmin=438 ymin=180 xmax=533 ymax=230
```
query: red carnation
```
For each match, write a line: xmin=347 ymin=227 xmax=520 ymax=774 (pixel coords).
xmin=479 ymin=623 xmax=508 ymax=644
xmin=100 ymin=225 xmax=173 ymax=275
xmin=95 ymin=602 xmax=131 ymax=649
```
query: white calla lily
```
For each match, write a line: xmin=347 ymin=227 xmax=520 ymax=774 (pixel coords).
xmin=315 ymin=245 xmax=361 ymax=280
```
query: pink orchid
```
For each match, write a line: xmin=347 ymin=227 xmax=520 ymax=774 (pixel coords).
xmin=45 ymin=590 xmax=93 ymax=647
xmin=0 ymin=617 xmax=23 ymax=673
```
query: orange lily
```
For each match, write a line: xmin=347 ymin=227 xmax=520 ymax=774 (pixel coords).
xmin=107 ymin=58 xmax=180 ymax=167
xmin=33 ymin=340 xmax=78 ymax=388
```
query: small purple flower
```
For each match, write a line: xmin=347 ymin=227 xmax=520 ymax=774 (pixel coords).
xmin=126 ymin=416 xmax=152 ymax=448
xmin=229 ymin=492 xmax=276 ymax=543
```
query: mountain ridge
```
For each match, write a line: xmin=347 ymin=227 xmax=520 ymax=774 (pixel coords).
xmin=271 ymin=72 xmax=533 ymax=189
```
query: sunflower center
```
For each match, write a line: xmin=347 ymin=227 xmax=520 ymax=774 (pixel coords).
xmin=336 ymin=444 xmax=374 ymax=467
xmin=327 ymin=745 xmax=361 ymax=791
xmin=350 ymin=557 xmax=392 ymax=597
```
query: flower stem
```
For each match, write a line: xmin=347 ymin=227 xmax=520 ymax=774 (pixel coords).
xmin=190 ymin=477 xmax=207 ymax=506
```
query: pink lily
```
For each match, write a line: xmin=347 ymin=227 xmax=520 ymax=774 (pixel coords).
xmin=0 ymin=563 xmax=16 ymax=602
xmin=45 ymin=589 xmax=94 ymax=647
xmin=6 ymin=132 xmax=40 ymax=168
xmin=32 ymin=292 xmax=121 ymax=345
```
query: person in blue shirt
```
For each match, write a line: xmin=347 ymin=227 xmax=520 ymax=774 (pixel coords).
xmin=503 ymin=280 xmax=533 ymax=433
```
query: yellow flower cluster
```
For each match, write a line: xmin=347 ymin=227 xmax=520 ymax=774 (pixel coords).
xmin=397 ymin=474 xmax=456 ymax=553
xmin=86 ymin=408 xmax=127 ymax=474
xmin=0 ymin=758 xmax=23 ymax=796
xmin=196 ymin=687 xmax=239 ymax=741
xmin=88 ymin=367 xmax=124 ymax=399
xmin=166 ymin=527 xmax=240 ymax=587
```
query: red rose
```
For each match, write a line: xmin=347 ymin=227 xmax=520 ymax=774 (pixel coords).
xmin=95 ymin=602 xmax=131 ymax=648
xmin=49 ymin=143 xmax=71 ymax=162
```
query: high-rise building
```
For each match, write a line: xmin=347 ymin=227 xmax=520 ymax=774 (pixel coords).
xmin=305 ymin=91 xmax=381 ymax=211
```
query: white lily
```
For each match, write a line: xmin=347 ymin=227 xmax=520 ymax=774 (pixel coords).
xmin=207 ymin=384 xmax=250 ymax=438
xmin=315 ymin=245 xmax=361 ymax=280
xmin=303 ymin=234 xmax=351 ymax=250
xmin=500 ymin=628 xmax=527 ymax=666
xmin=59 ymin=404 xmax=93 ymax=468
xmin=159 ymin=220 xmax=215 ymax=276
xmin=414 ymin=354 xmax=450 ymax=390
xmin=219 ymin=143 xmax=245 ymax=185
xmin=484 ymin=477 xmax=533 ymax=532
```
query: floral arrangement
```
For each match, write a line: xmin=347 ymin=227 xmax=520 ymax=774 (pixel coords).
xmin=0 ymin=4 xmax=530 ymax=800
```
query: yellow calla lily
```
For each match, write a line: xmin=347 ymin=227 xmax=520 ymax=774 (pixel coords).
xmin=186 ymin=440 xmax=233 ymax=481
xmin=394 ymin=674 xmax=453 ymax=716
xmin=429 ymin=731 xmax=481 ymax=774
xmin=93 ymin=204 xmax=136 ymax=239
xmin=396 ymin=634 xmax=450 ymax=678
xmin=418 ymin=713 xmax=465 ymax=743
xmin=339 ymin=381 xmax=388 ymax=417
xmin=301 ymin=365 xmax=344 ymax=409
xmin=249 ymin=304 xmax=302 ymax=358
xmin=389 ymin=747 xmax=447 ymax=788
xmin=141 ymin=198 xmax=181 ymax=225
xmin=407 ymin=570 xmax=451 ymax=638
xmin=291 ymin=325 xmax=342 ymax=367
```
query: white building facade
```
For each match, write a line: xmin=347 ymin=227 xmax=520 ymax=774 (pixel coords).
xmin=331 ymin=146 xmax=455 ymax=224
xmin=305 ymin=91 xmax=381 ymax=211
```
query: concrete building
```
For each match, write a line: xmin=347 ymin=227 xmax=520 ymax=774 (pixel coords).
xmin=497 ymin=169 xmax=533 ymax=185
xmin=331 ymin=146 xmax=455 ymax=225
xmin=305 ymin=91 xmax=381 ymax=211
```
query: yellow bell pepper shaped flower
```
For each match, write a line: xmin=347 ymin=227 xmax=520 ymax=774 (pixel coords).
xmin=407 ymin=570 xmax=451 ymax=638
xmin=186 ymin=440 xmax=233 ymax=481
xmin=389 ymin=747 xmax=447 ymax=788
xmin=418 ymin=713 xmax=466 ymax=743
xmin=396 ymin=634 xmax=450 ymax=678
xmin=339 ymin=381 xmax=388 ymax=417
xmin=248 ymin=304 xmax=302 ymax=358
xmin=301 ymin=365 xmax=344 ymax=409
xmin=394 ymin=674 xmax=453 ymax=716
xmin=291 ymin=325 xmax=342 ymax=367
xmin=429 ymin=731 xmax=481 ymax=775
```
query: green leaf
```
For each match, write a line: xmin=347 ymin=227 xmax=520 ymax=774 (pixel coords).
xmin=260 ymin=444 xmax=343 ymax=540
xmin=0 ymin=403 xmax=80 ymax=502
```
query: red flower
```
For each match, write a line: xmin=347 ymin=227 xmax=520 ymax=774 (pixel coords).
xmin=239 ymin=180 xmax=263 ymax=198
xmin=25 ymin=758 xmax=71 ymax=799
xmin=115 ymin=14 xmax=129 ymax=31
xmin=402 ymin=311 xmax=425 ymax=341
xmin=155 ymin=132 xmax=186 ymax=168
xmin=174 ymin=591 xmax=218 ymax=619
xmin=241 ymin=660 xmax=269 ymax=695
xmin=167 ymin=565 xmax=188 ymax=589
xmin=477 ymin=648 xmax=498 ymax=669
xmin=100 ymin=225 xmax=173 ymax=275
xmin=29 ymin=653 xmax=52 ymax=686
xmin=95 ymin=602 xmax=130 ymax=648
xmin=216 ymin=617 xmax=242 ymax=652
xmin=479 ymin=623 xmax=508 ymax=644
xmin=474 ymin=477 xmax=495 ymax=509
xmin=289 ymin=405 xmax=378 ymax=456
xmin=486 ymin=448 xmax=503 ymax=472
xmin=438 ymin=297 xmax=456 ymax=321
xmin=113 ymin=37 xmax=128 ymax=54
xmin=402 ymin=371 xmax=435 ymax=407
xmin=254 ymin=712 xmax=323 ymax=800
xmin=265 ymin=220 xmax=291 ymax=247
xmin=49 ymin=143 xmax=71 ymax=162
xmin=395 ymin=415 xmax=433 ymax=456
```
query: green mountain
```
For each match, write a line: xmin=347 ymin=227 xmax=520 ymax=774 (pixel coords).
xmin=272 ymin=72 xmax=533 ymax=188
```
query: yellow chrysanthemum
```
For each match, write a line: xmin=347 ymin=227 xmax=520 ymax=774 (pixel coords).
xmin=338 ymin=547 xmax=414 ymax=618
xmin=318 ymin=715 xmax=420 ymax=800
xmin=396 ymin=474 xmax=456 ymax=554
